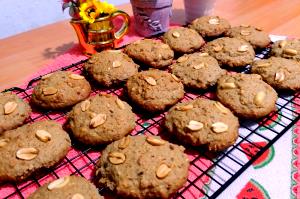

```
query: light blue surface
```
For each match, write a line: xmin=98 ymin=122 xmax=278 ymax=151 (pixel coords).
xmin=0 ymin=0 xmax=130 ymax=39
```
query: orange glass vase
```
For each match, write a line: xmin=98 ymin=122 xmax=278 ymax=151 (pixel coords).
xmin=70 ymin=10 xmax=130 ymax=56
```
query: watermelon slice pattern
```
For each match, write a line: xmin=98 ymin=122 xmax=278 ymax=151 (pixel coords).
xmin=240 ymin=142 xmax=275 ymax=169
xmin=259 ymin=110 xmax=282 ymax=131
xmin=291 ymin=97 xmax=300 ymax=198
xmin=236 ymin=179 xmax=271 ymax=199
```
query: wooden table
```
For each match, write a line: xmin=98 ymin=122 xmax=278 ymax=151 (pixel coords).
xmin=1 ymin=0 xmax=300 ymax=90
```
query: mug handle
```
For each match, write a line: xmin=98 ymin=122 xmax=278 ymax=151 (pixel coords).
xmin=111 ymin=10 xmax=130 ymax=40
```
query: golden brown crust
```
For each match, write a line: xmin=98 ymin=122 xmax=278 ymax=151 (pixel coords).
xmin=95 ymin=135 xmax=189 ymax=199
xmin=162 ymin=27 xmax=205 ymax=54
xmin=189 ymin=16 xmax=231 ymax=38
xmin=124 ymin=39 xmax=174 ymax=69
xmin=226 ymin=25 xmax=271 ymax=49
xmin=0 ymin=92 xmax=31 ymax=134
xmin=165 ymin=98 xmax=239 ymax=151
xmin=84 ymin=50 xmax=139 ymax=87
xmin=216 ymin=73 xmax=278 ymax=119
xmin=271 ymin=39 xmax=300 ymax=62
xmin=31 ymin=71 xmax=91 ymax=110
xmin=202 ymin=37 xmax=255 ymax=68
xmin=28 ymin=176 xmax=103 ymax=199
xmin=252 ymin=57 xmax=300 ymax=91
xmin=126 ymin=70 xmax=185 ymax=112
xmin=170 ymin=52 xmax=225 ymax=89
xmin=0 ymin=121 xmax=71 ymax=182
xmin=68 ymin=94 xmax=136 ymax=145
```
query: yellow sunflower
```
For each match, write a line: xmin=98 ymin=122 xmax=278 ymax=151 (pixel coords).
xmin=79 ymin=0 xmax=116 ymax=23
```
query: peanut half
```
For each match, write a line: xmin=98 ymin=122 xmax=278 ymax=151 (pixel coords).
xmin=146 ymin=137 xmax=166 ymax=146
xmin=156 ymin=164 xmax=172 ymax=179
xmin=108 ymin=152 xmax=126 ymax=165
xmin=35 ymin=130 xmax=52 ymax=142
xmin=118 ymin=136 xmax=130 ymax=149
xmin=90 ymin=113 xmax=107 ymax=128
xmin=4 ymin=101 xmax=18 ymax=115
xmin=48 ymin=176 xmax=70 ymax=190
xmin=81 ymin=100 xmax=91 ymax=112
xmin=70 ymin=74 xmax=85 ymax=80
xmin=16 ymin=147 xmax=39 ymax=160
xmin=211 ymin=122 xmax=228 ymax=133
xmin=144 ymin=76 xmax=157 ymax=86
xmin=186 ymin=120 xmax=204 ymax=131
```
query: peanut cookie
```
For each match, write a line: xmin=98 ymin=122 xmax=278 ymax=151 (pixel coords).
xmin=126 ymin=70 xmax=184 ymax=112
xmin=162 ymin=27 xmax=205 ymax=54
xmin=124 ymin=39 xmax=174 ymax=68
xmin=216 ymin=73 xmax=278 ymax=119
xmin=189 ymin=16 xmax=231 ymax=38
xmin=67 ymin=94 xmax=136 ymax=145
xmin=95 ymin=135 xmax=189 ymax=199
xmin=202 ymin=37 xmax=255 ymax=68
xmin=0 ymin=120 xmax=71 ymax=182
xmin=84 ymin=50 xmax=139 ymax=87
xmin=252 ymin=57 xmax=300 ymax=91
xmin=226 ymin=25 xmax=271 ymax=49
xmin=0 ymin=92 xmax=31 ymax=134
xmin=28 ymin=176 xmax=103 ymax=199
xmin=271 ymin=39 xmax=300 ymax=62
xmin=32 ymin=71 xmax=91 ymax=110
xmin=170 ymin=52 xmax=225 ymax=89
xmin=165 ymin=98 xmax=239 ymax=151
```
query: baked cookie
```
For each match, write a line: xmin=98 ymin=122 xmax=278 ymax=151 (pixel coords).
xmin=252 ymin=56 xmax=300 ymax=91
xmin=189 ymin=16 xmax=231 ymax=38
xmin=165 ymin=98 xmax=239 ymax=151
xmin=95 ymin=135 xmax=189 ymax=199
xmin=170 ymin=52 xmax=225 ymax=89
xmin=67 ymin=94 xmax=136 ymax=145
xmin=216 ymin=73 xmax=278 ymax=119
xmin=162 ymin=27 xmax=205 ymax=54
xmin=271 ymin=39 xmax=300 ymax=62
xmin=0 ymin=92 xmax=31 ymax=134
xmin=124 ymin=39 xmax=174 ymax=68
xmin=32 ymin=71 xmax=91 ymax=109
xmin=84 ymin=50 xmax=139 ymax=87
xmin=28 ymin=176 xmax=103 ymax=199
xmin=202 ymin=37 xmax=255 ymax=68
xmin=126 ymin=70 xmax=184 ymax=112
xmin=0 ymin=120 xmax=71 ymax=182
xmin=226 ymin=25 xmax=271 ymax=49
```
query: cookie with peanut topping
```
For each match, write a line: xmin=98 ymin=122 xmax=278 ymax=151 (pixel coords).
xmin=67 ymin=94 xmax=136 ymax=145
xmin=271 ymin=39 xmax=300 ymax=62
xmin=252 ymin=57 xmax=300 ymax=91
xmin=0 ymin=92 xmax=31 ymax=134
xmin=189 ymin=15 xmax=231 ymax=38
xmin=165 ymin=98 xmax=239 ymax=151
xmin=162 ymin=27 xmax=205 ymax=53
xmin=32 ymin=71 xmax=91 ymax=110
xmin=124 ymin=39 xmax=174 ymax=68
xmin=28 ymin=176 xmax=103 ymax=199
xmin=95 ymin=135 xmax=189 ymax=199
xmin=170 ymin=52 xmax=225 ymax=89
xmin=226 ymin=25 xmax=271 ymax=49
xmin=216 ymin=73 xmax=278 ymax=119
xmin=202 ymin=37 xmax=255 ymax=68
xmin=0 ymin=120 xmax=71 ymax=182
xmin=126 ymin=70 xmax=184 ymax=112
xmin=84 ymin=50 xmax=139 ymax=87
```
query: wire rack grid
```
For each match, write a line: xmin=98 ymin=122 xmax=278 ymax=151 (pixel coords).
xmin=1 ymin=47 xmax=300 ymax=199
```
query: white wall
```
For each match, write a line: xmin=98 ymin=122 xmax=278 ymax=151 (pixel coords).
xmin=0 ymin=0 xmax=130 ymax=39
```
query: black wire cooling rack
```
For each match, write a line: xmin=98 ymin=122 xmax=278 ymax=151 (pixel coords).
xmin=1 ymin=46 xmax=300 ymax=199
